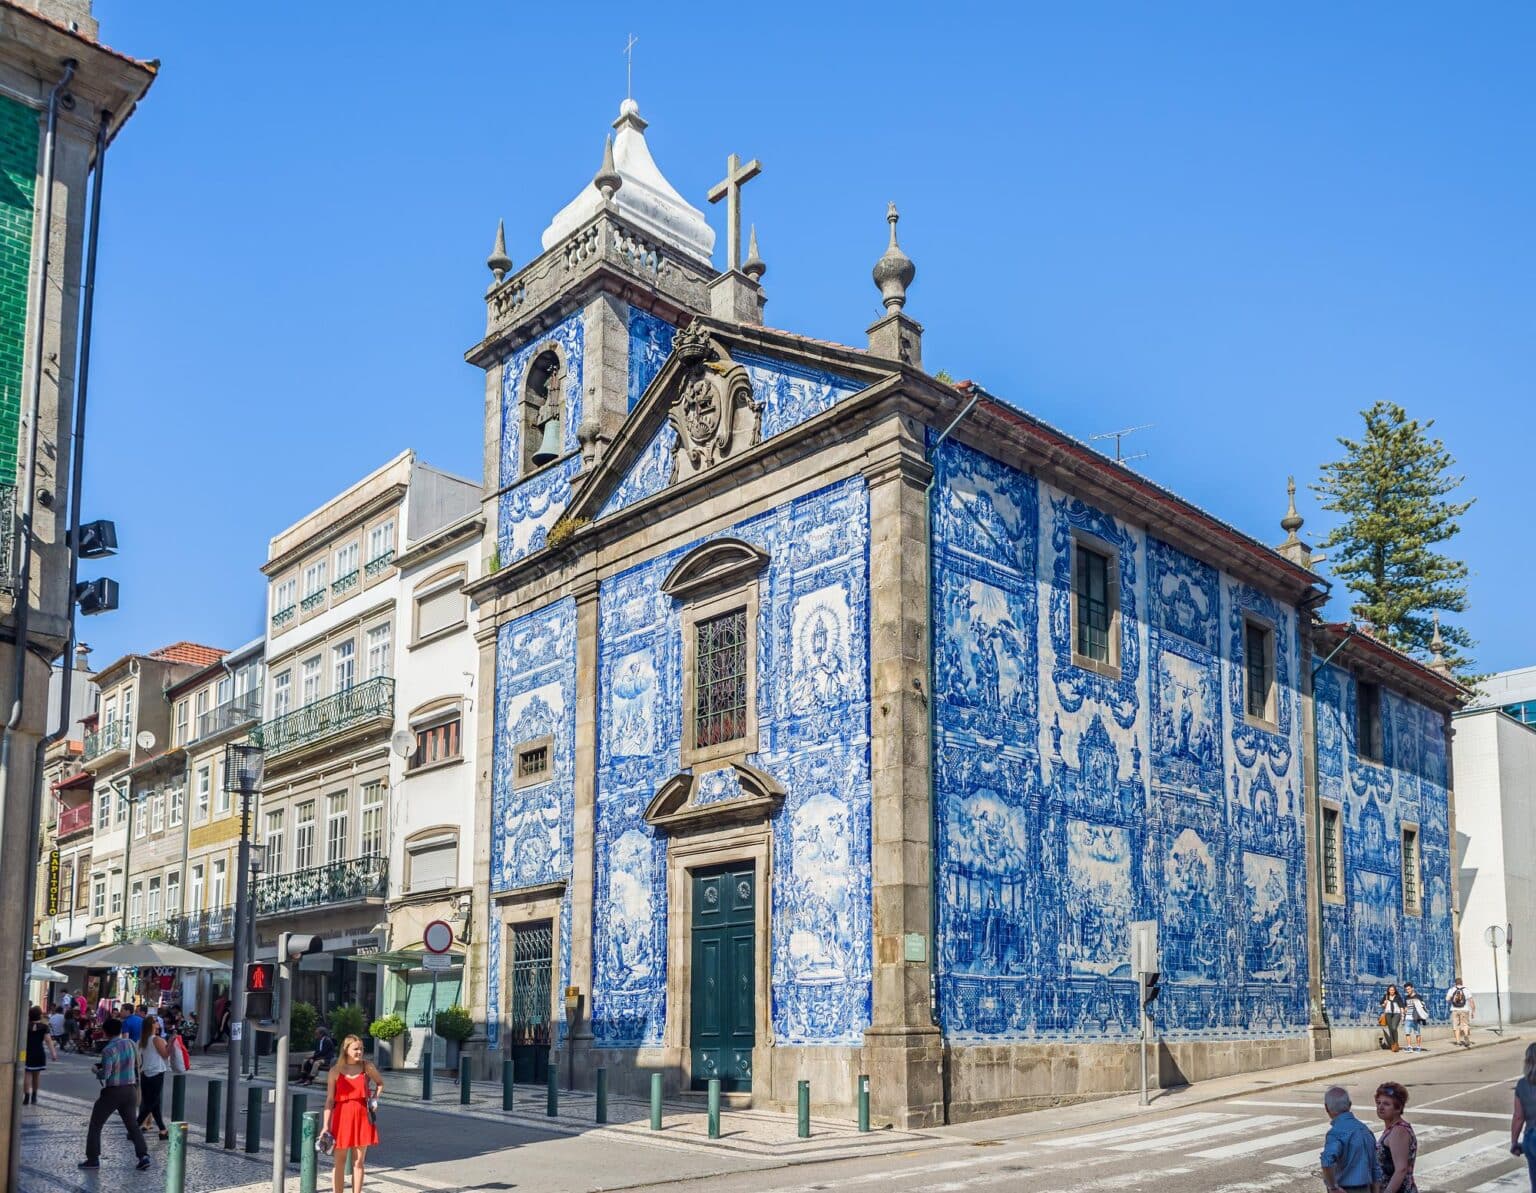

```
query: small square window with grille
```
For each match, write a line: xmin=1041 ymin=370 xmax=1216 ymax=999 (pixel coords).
xmin=1322 ymin=804 xmax=1343 ymax=898
xmin=518 ymin=744 xmax=548 ymax=780
xmin=694 ymin=608 xmax=748 ymax=749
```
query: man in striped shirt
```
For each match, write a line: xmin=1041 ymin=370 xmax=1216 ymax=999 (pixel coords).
xmin=79 ymin=1018 xmax=150 ymax=1171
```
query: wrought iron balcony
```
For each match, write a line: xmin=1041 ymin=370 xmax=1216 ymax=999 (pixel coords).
xmin=56 ymin=802 xmax=93 ymax=839
xmin=194 ymin=691 xmax=263 ymax=742
xmin=254 ymin=854 xmax=387 ymax=917
xmin=113 ymin=915 xmax=186 ymax=946
xmin=271 ymin=605 xmax=296 ymax=629
xmin=83 ymin=717 xmax=128 ymax=761
xmin=331 ymin=569 xmax=360 ymax=596
xmin=182 ymin=906 xmax=235 ymax=948
xmin=300 ymin=589 xmax=326 ymax=612
xmin=256 ymin=677 xmax=393 ymax=758
xmin=364 ymin=549 xmax=394 ymax=578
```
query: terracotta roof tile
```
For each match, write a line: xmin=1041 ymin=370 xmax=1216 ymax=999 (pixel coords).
xmin=148 ymin=642 xmax=226 ymax=668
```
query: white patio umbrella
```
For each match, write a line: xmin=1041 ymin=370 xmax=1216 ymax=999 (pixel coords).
xmin=28 ymin=963 xmax=68 ymax=983
xmin=48 ymin=939 xmax=227 ymax=971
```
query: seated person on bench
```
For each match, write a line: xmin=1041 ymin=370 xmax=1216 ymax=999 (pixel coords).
xmin=298 ymin=1026 xmax=336 ymax=1084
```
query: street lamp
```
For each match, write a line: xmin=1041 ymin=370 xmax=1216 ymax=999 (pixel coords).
xmin=223 ymin=740 xmax=263 ymax=1149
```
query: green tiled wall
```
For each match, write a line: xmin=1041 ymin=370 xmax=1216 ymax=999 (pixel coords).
xmin=0 ymin=95 xmax=39 ymax=484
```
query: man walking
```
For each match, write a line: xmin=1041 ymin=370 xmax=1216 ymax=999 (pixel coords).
xmin=1447 ymin=976 xmax=1476 ymax=1047
xmin=79 ymin=1018 xmax=151 ymax=1171
xmin=121 ymin=1003 xmax=144 ymax=1044
xmin=1319 ymin=1085 xmax=1382 ymax=1193
xmin=1402 ymin=983 xmax=1429 ymax=1052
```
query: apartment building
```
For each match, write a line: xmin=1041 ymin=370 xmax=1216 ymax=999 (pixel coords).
xmin=256 ymin=451 xmax=478 ymax=1017
xmin=372 ymin=508 xmax=480 ymax=1065
xmin=33 ymin=649 xmax=99 ymax=974
xmin=79 ymin=642 xmax=225 ymax=995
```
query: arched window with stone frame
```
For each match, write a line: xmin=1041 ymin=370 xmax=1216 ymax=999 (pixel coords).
xmin=521 ymin=347 xmax=566 ymax=475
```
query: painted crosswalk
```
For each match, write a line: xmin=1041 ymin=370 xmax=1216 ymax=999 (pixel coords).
xmin=1265 ymin=1122 xmax=1465 ymax=1168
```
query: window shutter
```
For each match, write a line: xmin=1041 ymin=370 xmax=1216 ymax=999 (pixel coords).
xmin=416 ymin=586 xmax=464 ymax=638
xmin=408 ymin=840 xmax=457 ymax=892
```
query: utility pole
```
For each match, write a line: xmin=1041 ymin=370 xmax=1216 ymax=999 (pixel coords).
xmin=1488 ymin=924 xmax=1506 ymax=1036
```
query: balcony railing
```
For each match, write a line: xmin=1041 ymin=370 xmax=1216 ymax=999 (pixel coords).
xmin=254 ymin=854 xmax=387 ymax=917
xmin=182 ymin=906 xmax=235 ymax=948
xmin=271 ymin=605 xmax=296 ymax=629
xmin=114 ymin=915 xmax=186 ymax=946
xmin=331 ymin=569 xmax=359 ymax=596
xmin=83 ymin=718 xmax=128 ymax=761
xmin=255 ymin=676 xmax=393 ymax=758
xmin=194 ymin=691 xmax=264 ymax=742
xmin=56 ymin=803 xmax=92 ymax=838
xmin=364 ymin=550 xmax=394 ymax=578
xmin=300 ymin=589 xmax=326 ymax=612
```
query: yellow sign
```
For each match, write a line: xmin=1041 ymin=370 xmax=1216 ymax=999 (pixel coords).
xmin=46 ymin=849 xmax=60 ymax=917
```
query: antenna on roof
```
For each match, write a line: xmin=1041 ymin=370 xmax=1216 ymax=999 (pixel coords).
xmin=1091 ymin=424 xmax=1154 ymax=464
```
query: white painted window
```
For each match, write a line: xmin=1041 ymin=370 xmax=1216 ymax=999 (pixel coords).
xmin=273 ymin=577 xmax=297 ymax=614
xmin=332 ymin=640 xmax=356 ymax=693
xmin=195 ymin=766 xmax=211 ymax=821
xmin=174 ymin=700 xmax=189 ymax=746
xmin=150 ymin=790 xmax=165 ymax=833
xmin=334 ymin=541 xmax=359 ymax=582
xmin=130 ymin=881 xmax=143 ymax=927
xmin=189 ymin=864 xmax=204 ymax=914
xmin=367 ymin=519 xmax=395 ymax=565
xmin=294 ymin=801 xmax=317 ymax=870
xmin=211 ymin=859 xmax=227 ymax=909
xmin=114 ymin=784 xmax=128 ymax=826
xmin=95 ymin=787 xmax=110 ymax=830
xmin=147 ymin=877 xmax=161 ymax=922
xmin=302 ymin=559 xmax=328 ymax=599
xmin=301 ymin=656 xmax=322 ymax=705
xmin=134 ymin=797 xmax=148 ymax=839
xmin=169 ymin=785 xmax=184 ymax=828
xmin=273 ymin=670 xmax=292 ymax=718
xmin=121 ymin=687 xmax=134 ymax=735
xmin=264 ymin=811 xmax=285 ymax=875
xmin=109 ymin=882 xmax=122 ymax=917
xmin=92 ymin=878 xmax=106 ymax=919
xmin=365 ymin=623 xmax=392 ymax=679
xmin=360 ymin=782 xmax=385 ymax=857
xmin=326 ymin=790 xmax=349 ymax=864
xmin=194 ymin=688 xmax=209 ymax=732
xmin=166 ymin=872 xmax=180 ymax=915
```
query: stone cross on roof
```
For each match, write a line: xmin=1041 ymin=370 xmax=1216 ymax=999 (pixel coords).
xmin=707 ymin=152 xmax=762 ymax=274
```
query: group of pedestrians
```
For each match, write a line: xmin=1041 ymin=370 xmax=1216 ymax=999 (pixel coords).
xmin=1377 ymin=978 xmax=1477 ymax=1053
xmin=1319 ymin=1081 xmax=1418 ymax=1193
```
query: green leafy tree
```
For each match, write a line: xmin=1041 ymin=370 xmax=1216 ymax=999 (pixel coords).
xmin=1312 ymin=401 xmax=1475 ymax=669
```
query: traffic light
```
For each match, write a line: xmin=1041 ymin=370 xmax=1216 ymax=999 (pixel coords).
xmin=278 ymin=933 xmax=322 ymax=961
xmin=1139 ymin=970 xmax=1161 ymax=1008
xmin=245 ymin=961 xmax=277 ymax=1023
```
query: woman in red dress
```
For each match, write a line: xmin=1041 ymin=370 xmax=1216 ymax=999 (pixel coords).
xmin=322 ymin=1034 xmax=384 ymax=1193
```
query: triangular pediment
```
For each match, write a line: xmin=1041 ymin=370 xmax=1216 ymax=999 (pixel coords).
xmin=643 ymin=761 xmax=786 ymax=835
xmin=566 ymin=320 xmax=889 ymax=527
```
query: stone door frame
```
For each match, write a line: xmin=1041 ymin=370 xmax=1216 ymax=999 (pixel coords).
xmin=663 ymin=825 xmax=772 ymax=1093
xmin=496 ymin=884 xmax=565 ymax=1060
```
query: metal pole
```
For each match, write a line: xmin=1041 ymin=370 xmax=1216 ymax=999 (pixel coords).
xmin=272 ymin=962 xmax=292 ymax=1191
xmin=707 ymin=1078 xmax=720 ymax=1139
xmin=1140 ymin=1002 xmax=1149 ymax=1106
xmin=244 ymin=1084 xmax=262 ymax=1153
xmin=459 ymin=1055 xmax=471 ymax=1105
xmin=502 ymin=1057 xmax=514 ymax=1111
xmin=165 ymin=1121 xmax=187 ymax=1193
xmin=226 ymin=786 xmax=252 ymax=1147
xmin=171 ymin=1073 xmax=186 ymax=1121
xmin=797 ymin=1079 xmax=810 ymax=1138
xmin=1494 ymin=942 xmax=1505 ymax=1036
xmin=595 ymin=1067 xmax=607 ymax=1124
xmin=857 ymin=1074 xmax=869 ymax=1132
xmin=299 ymin=1110 xmax=319 ymax=1193
xmin=649 ymin=1072 xmax=662 ymax=1130
xmin=206 ymin=1077 xmax=223 ymax=1142
xmin=288 ymin=1092 xmax=306 ymax=1164
xmin=546 ymin=1062 xmax=558 ymax=1116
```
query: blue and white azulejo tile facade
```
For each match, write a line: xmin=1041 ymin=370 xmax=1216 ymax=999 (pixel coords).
xmin=1314 ymin=663 xmax=1455 ymax=1026
xmin=931 ymin=436 xmax=1311 ymax=1043
xmin=589 ymin=476 xmax=873 ymax=1049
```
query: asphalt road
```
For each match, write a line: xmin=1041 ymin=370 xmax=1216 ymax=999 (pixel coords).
xmin=24 ymin=1038 xmax=1533 ymax=1192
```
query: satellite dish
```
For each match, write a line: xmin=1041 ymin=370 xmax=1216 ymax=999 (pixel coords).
xmin=135 ymin=730 xmax=156 ymax=752
xmin=391 ymin=730 xmax=415 ymax=759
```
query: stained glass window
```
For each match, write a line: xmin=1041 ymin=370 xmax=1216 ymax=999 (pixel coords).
xmin=695 ymin=609 xmax=748 ymax=748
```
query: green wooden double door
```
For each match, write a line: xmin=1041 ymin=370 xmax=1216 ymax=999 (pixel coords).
xmin=690 ymin=865 xmax=756 ymax=1091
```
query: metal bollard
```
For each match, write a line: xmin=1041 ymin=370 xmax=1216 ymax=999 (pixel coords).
xmin=299 ymin=1110 xmax=319 ymax=1193
xmin=857 ymin=1074 xmax=870 ymax=1132
xmin=707 ymin=1077 xmax=721 ymax=1139
xmin=595 ymin=1067 xmax=608 ymax=1124
xmin=289 ymin=1092 xmax=307 ymax=1163
xmin=546 ymin=1064 xmax=558 ymax=1116
xmin=205 ymin=1077 xmax=222 ymax=1143
xmin=649 ymin=1072 xmax=663 ymax=1130
xmin=422 ymin=1053 xmax=433 ymax=1101
xmin=244 ymin=1085 xmax=262 ymax=1153
xmin=165 ymin=1122 xmax=187 ymax=1193
xmin=460 ymin=1056 xmax=472 ymax=1105
xmin=171 ymin=1073 xmax=187 ymax=1122
xmin=797 ymin=1079 xmax=810 ymax=1139
xmin=502 ymin=1058 xmax=515 ymax=1111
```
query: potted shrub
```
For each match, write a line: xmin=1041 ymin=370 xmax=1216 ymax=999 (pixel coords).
xmin=329 ymin=1003 xmax=367 ymax=1045
xmin=434 ymin=1005 xmax=475 ymax=1070
xmin=368 ymin=1013 xmax=406 ymax=1070
xmin=289 ymin=1001 xmax=319 ymax=1055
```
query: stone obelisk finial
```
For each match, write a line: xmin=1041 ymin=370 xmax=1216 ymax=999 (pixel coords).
xmin=867 ymin=202 xmax=923 ymax=367
xmin=594 ymin=134 xmax=622 ymax=201
xmin=1275 ymin=475 xmax=1318 ymax=570
xmin=486 ymin=219 xmax=512 ymax=288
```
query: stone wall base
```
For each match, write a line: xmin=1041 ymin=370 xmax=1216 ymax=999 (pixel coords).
xmin=943 ymin=1036 xmax=1312 ymax=1123
xmin=1327 ymin=1022 xmax=1454 ymax=1058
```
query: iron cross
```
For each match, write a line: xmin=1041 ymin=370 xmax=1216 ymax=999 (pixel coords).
xmin=623 ymin=33 xmax=638 ymax=100
xmin=707 ymin=152 xmax=762 ymax=273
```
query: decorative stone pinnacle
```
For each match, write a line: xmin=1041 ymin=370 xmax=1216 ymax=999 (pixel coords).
xmin=742 ymin=224 xmax=766 ymax=282
xmin=486 ymin=219 xmax=512 ymax=284
xmin=872 ymin=201 xmax=915 ymax=312
xmin=1428 ymin=611 xmax=1453 ymax=675
xmin=1281 ymin=475 xmax=1304 ymax=540
xmin=594 ymin=134 xmax=622 ymax=201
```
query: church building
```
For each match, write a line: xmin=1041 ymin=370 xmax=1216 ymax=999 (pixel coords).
xmin=463 ymin=98 xmax=1466 ymax=1125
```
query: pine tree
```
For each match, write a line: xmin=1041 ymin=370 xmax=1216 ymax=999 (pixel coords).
xmin=1312 ymin=401 xmax=1475 ymax=669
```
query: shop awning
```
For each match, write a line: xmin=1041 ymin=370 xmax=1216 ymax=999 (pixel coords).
xmin=351 ymin=946 xmax=465 ymax=970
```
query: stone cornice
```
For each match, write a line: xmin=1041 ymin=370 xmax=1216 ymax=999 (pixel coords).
xmin=1312 ymin=622 xmax=1469 ymax=713
xmin=391 ymin=515 xmax=483 ymax=573
xmin=261 ymin=486 xmax=406 ymax=577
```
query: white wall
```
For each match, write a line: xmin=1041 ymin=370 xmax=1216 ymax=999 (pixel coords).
xmin=1454 ymin=709 xmax=1536 ymax=1023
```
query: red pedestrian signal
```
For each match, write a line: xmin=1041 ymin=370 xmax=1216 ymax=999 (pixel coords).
xmin=245 ymin=962 xmax=277 ymax=1023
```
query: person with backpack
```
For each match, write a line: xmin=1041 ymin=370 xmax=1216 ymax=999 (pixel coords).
xmin=1447 ymin=978 xmax=1476 ymax=1048
xmin=1402 ymin=983 xmax=1430 ymax=1053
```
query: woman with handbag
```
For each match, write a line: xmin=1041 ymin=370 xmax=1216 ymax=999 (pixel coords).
xmin=321 ymin=1034 xmax=384 ymax=1193
xmin=137 ymin=1015 xmax=171 ymax=1139
xmin=1380 ymin=984 xmax=1406 ymax=1052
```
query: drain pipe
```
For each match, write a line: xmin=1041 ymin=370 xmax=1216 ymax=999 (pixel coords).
xmin=3 ymin=59 xmax=78 ymax=1193
xmin=921 ymin=383 xmax=980 ymax=1037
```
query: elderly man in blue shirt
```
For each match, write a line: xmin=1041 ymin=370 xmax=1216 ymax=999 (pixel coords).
xmin=1320 ymin=1085 xmax=1383 ymax=1193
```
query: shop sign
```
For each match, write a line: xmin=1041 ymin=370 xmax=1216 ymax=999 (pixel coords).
xmin=46 ymin=850 xmax=60 ymax=916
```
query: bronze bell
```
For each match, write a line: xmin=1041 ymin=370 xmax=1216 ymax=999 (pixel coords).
xmin=531 ymin=417 xmax=562 ymax=467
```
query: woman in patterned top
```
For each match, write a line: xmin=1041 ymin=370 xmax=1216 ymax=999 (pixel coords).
xmin=1375 ymin=1080 xmax=1418 ymax=1193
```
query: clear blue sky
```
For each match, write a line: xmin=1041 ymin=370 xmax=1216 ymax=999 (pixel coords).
xmin=79 ymin=1 xmax=1532 ymax=674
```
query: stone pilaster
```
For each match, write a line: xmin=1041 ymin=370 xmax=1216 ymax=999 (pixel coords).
xmin=466 ymin=624 xmax=499 ymax=1077
xmin=861 ymin=412 xmax=944 ymax=1128
xmin=1298 ymin=617 xmax=1333 ymax=1060
xmin=582 ymin=293 xmax=632 ymax=449
xmin=567 ymin=581 xmax=600 ymax=1085
xmin=708 ymin=270 xmax=766 ymax=325
xmin=866 ymin=310 xmax=923 ymax=370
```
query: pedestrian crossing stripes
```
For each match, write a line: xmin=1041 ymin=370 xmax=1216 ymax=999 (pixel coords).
xmin=1037 ymin=1112 xmax=1238 ymax=1148
xmin=1108 ymin=1114 xmax=1299 ymax=1151
xmin=1470 ymin=1165 xmax=1532 ymax=1192
xmin=1265 ymin=1123 xmax=1463 ymax=1168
